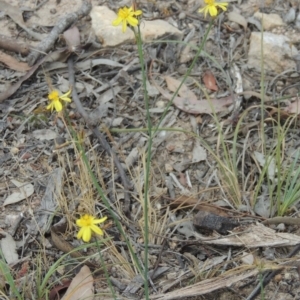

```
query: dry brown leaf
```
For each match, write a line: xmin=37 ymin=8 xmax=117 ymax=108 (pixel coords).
xmin=202 ymin=70 xmax=218 ymax=91
xmin=164 ymin=76 xmax=197 ymax=100
xmin=151 ymin=75 xmax=233 ymax=114
xmin=61 ymin=266 xmax=94 ymax=300
xmin=63 ymin=26 xmax=81 ymax=53
xmin=50 ymin=227 xmax=101 ymax=270
xmin=0 ymin=51 xmax=30 ymax=72
xmin=173 ymin=95 xmax=233 ymax=114
xmin=50 ymin=228 xmax=75 ymax=254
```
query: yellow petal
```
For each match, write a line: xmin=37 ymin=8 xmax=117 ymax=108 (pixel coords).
xmin=217 ymin=4 xmax=228 ymax=11
xmin=54 ymin=100 xmax=63 ymax=112
xmin=46 ymin=103 xmax=54 ymax=111
xmin=60 ymin=95 xmax=71 ymax=102
xmin=91 ymin=225 xmax=104 ymax=236
xmin=82 ymin=228 xmax=92 ymax=242
xmin=209 ymin=5 xmax=218 ymax=16
xmin=133 ymin=10 xmax=142 ymax=16
xmin=127 ymin=16 xmax=138 ymax=27
xmin=112 ymin=16 xmax=122 ymax=26
xmin=77 ymin=227 xmax=84 ymax=239
xmin=93 ymin=216 xmax=107 ymax=224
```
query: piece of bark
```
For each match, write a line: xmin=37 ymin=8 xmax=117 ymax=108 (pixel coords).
xmin=193 ymin=211 xmax=239 ymax=235
xmin=0 ymin=35 xmax=29 ymax=55
xmin=27 ymin=0 xmax=92 ymax=66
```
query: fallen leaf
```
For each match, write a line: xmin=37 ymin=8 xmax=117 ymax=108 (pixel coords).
xmin=202 ymin=71 xmax=218 ymax=91
xmin=173 ymin=95 xmax=233 ymax=114
xmin=3 ymin=181 xmax=34 ymax=206
xmin=0 ymin=232 xmax=18 ymax=264
xmin=227 ymin=11 xmax=248 ymax=31
xmin=0 ymin=51 xmax=30 ymax=72
xmin=165 ymin=76 xmax=197 ymax=100
xmin=151 ymin=75 xmax=233 ymax=114
xmin=61 ymin=266 xmax=94 ymax=300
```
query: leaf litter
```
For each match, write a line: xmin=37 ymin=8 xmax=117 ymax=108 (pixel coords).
xmin=1 ymin=1 xmax=300 ymax=300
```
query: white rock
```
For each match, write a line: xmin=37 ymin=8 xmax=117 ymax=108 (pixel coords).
xmin=248 ymin=32 xmax=298 ymax=73
xmin=90 ymin=7 xmax=183 ymax=47
xmin=141 ymin=20 xmax=183 ymax=43
xmin=254 ymin=12 xmax=284 ymax=30
xmin=90 ymin=6 xmax=135 ymax=47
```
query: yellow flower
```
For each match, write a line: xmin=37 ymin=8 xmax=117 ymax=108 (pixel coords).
xmin=76 ymin=214 xmax=107 ymax=242
xmin=46 ymin=89 xmax=72 ymax=112
xmin=199 ymin=0 xmax=228 ymax=18
xmin=112 ymin=6 xmax=142 ymax=33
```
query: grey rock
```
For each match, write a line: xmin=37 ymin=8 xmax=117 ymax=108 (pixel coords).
xmin=248 ymin=32 xmax=298 ymax=73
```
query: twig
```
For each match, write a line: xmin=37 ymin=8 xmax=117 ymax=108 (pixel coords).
xmin=246 ymin=243 xmax=300 ymax=300
xmin=27 ymin=0 xmax=92 ymax=66
xmin=67 ymin=55 xmax=132 ymax=214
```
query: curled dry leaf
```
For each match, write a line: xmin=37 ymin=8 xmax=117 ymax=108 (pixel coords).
xmin=63 ymin=26 xmax=81 ymax=53
xmin=202 ymin=70 xmax=218 ymax=91
xmin=227 ymin=11 xmax=248 ymax=31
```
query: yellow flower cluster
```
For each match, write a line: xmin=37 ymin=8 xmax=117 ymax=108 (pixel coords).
xmin=76 ymin=214 xmax=107 ymax=242
xmin=199 ymin=0 xmax=228 ymax=18
xmin=112 ymin=6 xmax=142 ymax=32
xmin=46 ymin=89 xmax=72 ymax=112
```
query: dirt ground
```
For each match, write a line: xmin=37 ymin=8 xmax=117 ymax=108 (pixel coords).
xmin=1 ymin=0 xmax=300 ymax=299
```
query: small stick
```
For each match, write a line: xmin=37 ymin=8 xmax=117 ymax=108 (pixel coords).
xmin=27 ymin=0 xmax=92 ymax=66
xmin=68 ymin=55 xmax=132 ymax=214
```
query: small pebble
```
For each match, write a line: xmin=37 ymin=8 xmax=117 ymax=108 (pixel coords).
xmin=178 ymin=12 xmax=186 ymax=20
xmin=284 ymin=7 xmax=296 ymax=23
xmin=156 ymin=100 xmax=165 ymax=108
xmin=276 ymin=223 xmax=285 ymax=231
xmin=50 ymin=8 xmax=57 ymax=14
